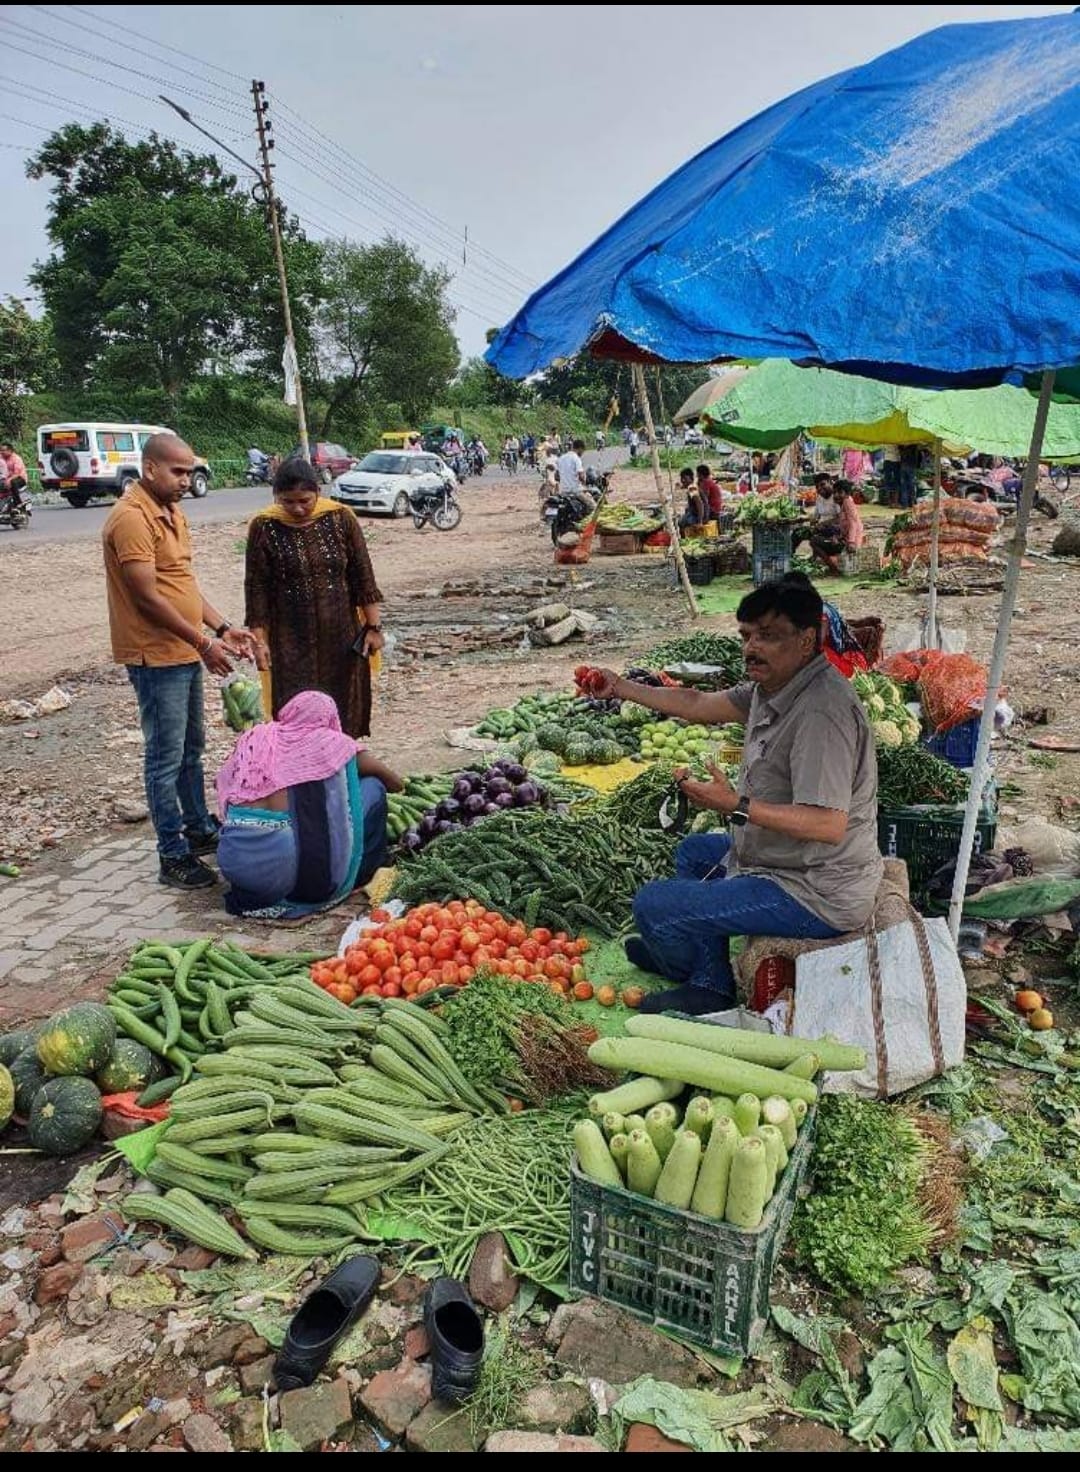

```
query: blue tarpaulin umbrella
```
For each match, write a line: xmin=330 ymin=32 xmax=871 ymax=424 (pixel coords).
xmin=488 ymin=8 xmax=1080 ymax=938
xmin=488 ymin=11 xmax=1080 ymax=388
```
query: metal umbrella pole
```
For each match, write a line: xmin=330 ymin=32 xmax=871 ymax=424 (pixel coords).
xmin=926 ymin=438 xmax=943 ymax=649
xmin=947 ymin=370 xmax=1056 ymax=941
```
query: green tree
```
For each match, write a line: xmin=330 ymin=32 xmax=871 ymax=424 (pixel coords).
xmin=0 ymin=296 xmax=57 ymax=436
xmin=26 ymin=123 xmax=316 ymax=405
xmin=539 ymin=355 xmax=705 ymax=427
xmin=454 ymin=350 xmax=523 ymax=412
xmin=312 ymin=237 xmax=458 ymax=438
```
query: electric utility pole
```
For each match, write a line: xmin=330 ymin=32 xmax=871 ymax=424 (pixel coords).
xmin=251 ymin=79 xmax=309 ymax=459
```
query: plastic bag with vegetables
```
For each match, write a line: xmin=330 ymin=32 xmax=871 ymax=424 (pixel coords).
xmin=220 ymin=674 xmax=264 ymax=732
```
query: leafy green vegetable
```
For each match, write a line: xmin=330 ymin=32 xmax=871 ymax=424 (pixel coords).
xmin=792 ymin=1095 xmax=938 ymax=1294
xmin=442 ymin=971 xmax=609 ymax=1103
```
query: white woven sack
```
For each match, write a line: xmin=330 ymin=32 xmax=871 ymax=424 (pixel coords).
xmin=789 ymin=909 xmax=966 ymax=1099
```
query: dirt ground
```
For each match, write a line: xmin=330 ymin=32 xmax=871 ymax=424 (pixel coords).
xmin=2 ymin=469 xmax=1080 ymax=867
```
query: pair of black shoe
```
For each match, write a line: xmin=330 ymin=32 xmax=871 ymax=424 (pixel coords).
xmin=159 ymin=824 xmax=220 ymax=890
xmin=273 ymin=1256 xmax=483 ymax=1405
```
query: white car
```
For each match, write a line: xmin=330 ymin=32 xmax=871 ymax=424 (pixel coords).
xmin=331 ymin=450 xmax=457 ymax=518
xmin=37 ymin=421 xmax=211 ymax=507
xmin=681 ymin=426 xmax=706 ymax=447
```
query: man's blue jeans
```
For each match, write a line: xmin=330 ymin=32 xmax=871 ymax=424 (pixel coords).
xmin=632 ymin=833 xmax=840 ymax=1001
xmin=127 ymin=663 xmax=214 ymax=860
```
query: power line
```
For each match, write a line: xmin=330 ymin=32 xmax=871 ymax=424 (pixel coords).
xmin=270 ymin=119 xmax=529 ymax=304
xmin=33 ymin=3 xmax=247 ymax=87
xmin=269 ymin=98 xmax=536 ymax=291
xmin=0 ymin=76 xmax=157 ymax=139
xmin=11 ymin=5 xmax=534 ymax=302
xmin=0 ymin=17 xmax=250 ymax=124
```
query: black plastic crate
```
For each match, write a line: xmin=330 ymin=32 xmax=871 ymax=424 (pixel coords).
xmin=752 ymin=550 xmax=792 ymax=586
xmin=570 ymin=1103 xmax=817 ymax=1356
xmin=877 ymin=804 xmax=997 ymax=902
xmin=684 ymin=552 xmax=715 ymax=586
xmin=922 ymin=719 xmax=980 ymax=769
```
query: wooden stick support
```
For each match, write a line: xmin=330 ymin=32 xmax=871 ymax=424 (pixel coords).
xmin=632 ymin=362 xmax=698 ymax=618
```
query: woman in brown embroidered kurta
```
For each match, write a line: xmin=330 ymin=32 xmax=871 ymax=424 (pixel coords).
xmin=245 ymin=459 xmax=384 ymax=738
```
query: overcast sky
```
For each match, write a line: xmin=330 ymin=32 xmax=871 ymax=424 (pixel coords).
xmin=0 ymin=2 xmax=1070 ymax=358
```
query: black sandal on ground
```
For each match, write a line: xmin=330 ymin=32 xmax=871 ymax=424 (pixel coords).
xmin=273 ymin=1255 xmax=381 ymax=1391
xmin=423 ymin=1277 xmax=484 ymax=1404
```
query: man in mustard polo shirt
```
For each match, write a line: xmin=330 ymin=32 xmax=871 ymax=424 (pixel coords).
xmin=103 ymin=433 xmax=253 ymax=889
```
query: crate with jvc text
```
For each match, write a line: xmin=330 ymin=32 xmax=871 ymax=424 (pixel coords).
xmin=569 ymin=1102 xmax=817 ymax=1357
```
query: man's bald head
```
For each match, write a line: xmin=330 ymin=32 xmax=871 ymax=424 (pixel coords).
xmin=141 ymin=433 xmax=194 ymax=504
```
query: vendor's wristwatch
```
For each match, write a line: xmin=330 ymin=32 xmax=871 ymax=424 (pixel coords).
xmin=730 ymin=795 xmax=752 ymax=827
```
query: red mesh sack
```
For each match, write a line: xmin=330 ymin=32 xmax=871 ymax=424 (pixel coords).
xmin=918 ymin=652 xmax=989 ymax=733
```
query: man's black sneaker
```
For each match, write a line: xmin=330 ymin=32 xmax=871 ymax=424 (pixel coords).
xmin=184 ymin=822 xmax=221 ymax=856
xmin=159 ymin=854 xmax=217 ymax=889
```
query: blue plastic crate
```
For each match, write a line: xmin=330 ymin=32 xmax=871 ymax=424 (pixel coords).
xmin=923 ymin=718 xmax=980 ymax=768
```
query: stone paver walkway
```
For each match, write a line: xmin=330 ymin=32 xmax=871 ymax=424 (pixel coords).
xmin=0 ymin=832 xmax=348 ymax=1025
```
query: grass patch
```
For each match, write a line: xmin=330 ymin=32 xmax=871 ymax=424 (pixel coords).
xmin=466 ymin=1320 xmax=546 ymax=1440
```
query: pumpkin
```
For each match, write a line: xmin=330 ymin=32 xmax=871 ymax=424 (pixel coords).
xmin=36 ymin=1003 xmax=117 ymax=1078
xmin=0 ymin=1064 xmax=13 ymax=1131
xmin=28 ymin=1076 xmax=103 ymax=1156
xmin=96 ymin=1039 xmax=156 ymax=1096
xmin=0 ymin=1022 xmax=46 ymax=1068
xmin=9 ymin=1048 xmax=48 ymax=1116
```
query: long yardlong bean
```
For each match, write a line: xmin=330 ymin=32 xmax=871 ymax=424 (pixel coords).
xmin=376 ymin=1102 xmax=580 ymax=1288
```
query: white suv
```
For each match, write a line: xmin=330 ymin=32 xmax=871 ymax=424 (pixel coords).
xmin=37 ymin=422 xmax=211 ymax=508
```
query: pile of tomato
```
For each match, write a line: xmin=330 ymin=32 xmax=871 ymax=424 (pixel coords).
xmin=310 ymin=900 xmax=590 ymax=1005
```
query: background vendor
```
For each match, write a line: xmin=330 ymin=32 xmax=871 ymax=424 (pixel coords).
xmin=593 ymin=574 xmax=882 ymax=1015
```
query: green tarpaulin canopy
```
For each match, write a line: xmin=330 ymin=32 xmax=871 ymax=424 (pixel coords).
xmin=702 ymin=359 xmax=1080 ymax=457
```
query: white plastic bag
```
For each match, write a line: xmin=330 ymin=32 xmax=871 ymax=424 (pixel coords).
xmin=789 ymin=911 xmax=966 ymax=1098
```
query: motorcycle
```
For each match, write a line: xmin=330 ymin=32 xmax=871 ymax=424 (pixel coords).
xmin=941 ymin=463 xmax=1058 ymax=519
xmin=0 ymin=476 xmax=32 ymax=531
xmin=411 ymin=476 xmax=462 ymax=531
xmin=244 ymin=462 xmax=272 ymax=487
xmin=542 ymin=469 xmax=611 ymax=546
xmin=467 ymin=446 xmax=487 ymax=477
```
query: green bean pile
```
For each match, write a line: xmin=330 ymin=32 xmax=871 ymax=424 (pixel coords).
xmin=390 ymin=807 xmax=678 ymax=936
xmin=378 ymin=1101 xmax=580 ymax=1287
xmin=875 ymin=744 xmax=970 ymax=810
xmin=642 ymin=632 xmax=745 ymax=681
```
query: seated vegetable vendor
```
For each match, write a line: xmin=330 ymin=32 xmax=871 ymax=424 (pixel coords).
xmin=592 ymin=575 xmax=882 ymax=1015
xmin=215 ymin=690 xmax=402 ymax=918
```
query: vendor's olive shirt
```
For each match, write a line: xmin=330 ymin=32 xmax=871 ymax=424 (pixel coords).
xmin=726 ymin=656 xmax=882 ymax=931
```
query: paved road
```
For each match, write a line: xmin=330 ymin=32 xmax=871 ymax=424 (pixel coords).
xmin=0 ymin=449 xmax=625 ymax=550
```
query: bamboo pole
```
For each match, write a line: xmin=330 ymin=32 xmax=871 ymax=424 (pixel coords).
xmin=633 ymin=362 xmax=697 ymax=617
xmin=947 ymin=370 xmax=1056 ymax=941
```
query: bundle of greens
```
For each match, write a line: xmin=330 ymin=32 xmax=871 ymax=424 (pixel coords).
xmin=876 ymin=744 xmax=970 ymax=810
xmin=792 ymin=1094 xmax=949 ymax=1294
xmin=442 ymin=972 xmax=609 ymax=1104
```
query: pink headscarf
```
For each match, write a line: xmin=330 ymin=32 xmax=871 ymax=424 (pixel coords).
xmin=216 ymin=691 xmax=360 ymax=812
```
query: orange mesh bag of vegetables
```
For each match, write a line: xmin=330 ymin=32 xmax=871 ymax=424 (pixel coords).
xmin=918 ymin=652 xmax=990 ymax=733
xmin=881 ymin=649 xmax=931 ymax=683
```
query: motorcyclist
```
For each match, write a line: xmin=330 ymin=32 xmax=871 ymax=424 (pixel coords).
xmin=0 ymin=442 xmax=30 ymax=509
xmin=595 ymin=430 xmax=606 ymax=451
xmin=246 ymin=446 xmax=271 ymax=482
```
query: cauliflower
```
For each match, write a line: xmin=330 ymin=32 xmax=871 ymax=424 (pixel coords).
xmin=901 ymin=718 xmax=922 ymax=744
xmin=872 ymin=719 xmax=904 ymax=748
xmin=867 ymin=693 xmax=887 ymax=716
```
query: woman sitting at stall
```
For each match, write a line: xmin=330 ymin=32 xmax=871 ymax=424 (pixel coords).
xmin=215 ymin=690 xmax=402 ymax=919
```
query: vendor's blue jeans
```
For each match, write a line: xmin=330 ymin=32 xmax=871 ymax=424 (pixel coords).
xmin=632 ymin=833 xmax=840 ymax=1001
xmin=127 ymin=662 xmax=214 ymax=860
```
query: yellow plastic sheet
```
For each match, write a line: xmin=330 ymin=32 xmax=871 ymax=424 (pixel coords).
xmin=559 ymin=756 xmax=650 ymax=793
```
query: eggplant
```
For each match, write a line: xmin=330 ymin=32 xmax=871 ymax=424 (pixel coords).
xmin=485 ymin=776 xmax=512 ymax=798
xmin=493 ymin=792 xmax=515 ymax=808
xmin=464 ymin=793 xmax=487 ymax=816
xmin=513 ymin=781 xmax=540 ymax=806
xmin=451 ymin=776 xmax=474 ymax=803
xmin=483 ymin=801 xmax=501 ymax=815
xmin=418 ymin=814 xmax=438 ymax=838
xmin=435 ymin=819 xmax=455 ymax=835
xmin=402 ymin=828 xmax=422 ymax=852
xmin=501 ymin=763 xmax=528 ymax=785
xmin=436 ymin=797 xmax=462 ymax=819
